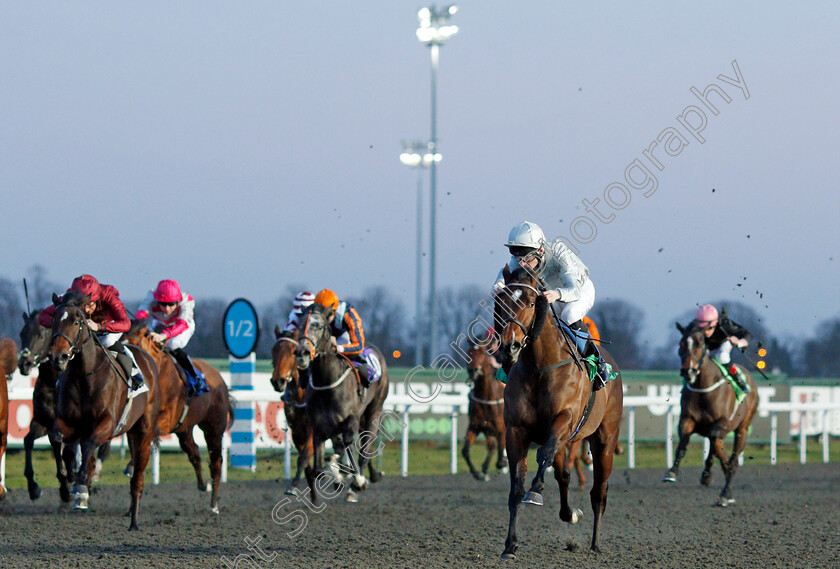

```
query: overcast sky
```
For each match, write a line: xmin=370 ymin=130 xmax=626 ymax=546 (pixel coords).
xmin=2 ymin=2 xmax=838 ymax=348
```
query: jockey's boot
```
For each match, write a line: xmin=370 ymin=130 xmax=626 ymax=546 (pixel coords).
xmin=171 ymin=348 xmax=208 ymax=396
xmin=350 ymin=355 xmax=371 ymax=388
xmin=113 ymin=345 xmax=147 ymax=395
xmin=570 ymin=321 xmax=610 ymax=391
xmin=728 ymin=364 xmax=750 ymax=393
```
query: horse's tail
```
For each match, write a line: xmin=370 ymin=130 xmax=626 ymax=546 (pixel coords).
xmin=0 ymin=337 xmax=18 ymax=376
xmin=226 ymin=389 xmax=236 ymax=429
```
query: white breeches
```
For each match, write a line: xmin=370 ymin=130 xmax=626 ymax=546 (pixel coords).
xmin=98 ymin=332 xmax=123 ymax=348
xmin=712 ymin=342 xmax=733 ymax=365
xmin=554 ymin=279 xmax=596 ymax=325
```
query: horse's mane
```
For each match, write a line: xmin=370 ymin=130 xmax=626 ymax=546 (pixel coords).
xmin=279 ymin=330 xmax=297 ymax=340
xmin=128 ymin=318 xmax=148 ymax=336
xmin=60 ymin=289 xmax=92 ymax=308
xmin=0 ymin=337 xmax=18 ymax=376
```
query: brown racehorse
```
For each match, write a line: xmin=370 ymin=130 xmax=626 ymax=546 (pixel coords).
xmin=462 ymin=343 xmax=507 ymax=481
xmin=50 ymin=291 xmax=159 ymax=530
xmin=18 ymin=309 xmax=112 ymax=502
xmin=270 ymin=327 xmax=316 ymax=496
xmin=495 ymin=266 xmax=623 ymax=559
xmin=663 ymin=323 xmax=759 ymax=507
xmin=0 ymin=338 xmax=16 ymax=500
xmin=126 ymin=323 xmax=233 ymax=513
xmin=296 ymin=303 xmax=389 ymax=505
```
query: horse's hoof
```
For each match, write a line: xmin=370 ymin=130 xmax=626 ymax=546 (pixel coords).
xmin=346 ymin=490 xmax=359 ymax=503
xmin=482 ymin=474 xmax=491 ymax=482
xmin=73 ymin=492 xmax=89 ymax=510
xmin=29 ymin=486 xmax=42 ymax=501
xmin=700 ymin=471 xmax=712 ymax=486
xmin=521 ymin=491 xmax=543 ymax=506
xmin=662 ymin=472 xmax=677 ymax=483
xmin=471 ymin=472 xmax=484 ymax=481
xmin=123 ymin=466 xmax=133 ymax=478
xmin=500 ymin=466 xmax=510 ymax=474
xmin=500 ymin=552 xmax=516 ymax=560
xmin=203 ymin=482 xmax=212 ymax=493
xmin=211 ymin=505 xmax=220 ymax=515
xmin=716 ymin=497 xmax=735 ymax=507
xmin=284 ymin=487 xmax=295 ymax=496
xmin=569 ymin=508 xmax=583 ymax=525
xmin=0 ymin=487 xmax=6 ymax=501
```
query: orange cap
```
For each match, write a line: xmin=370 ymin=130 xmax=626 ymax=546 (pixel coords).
xmin=314 ymin=289 xmax=339 ymax=310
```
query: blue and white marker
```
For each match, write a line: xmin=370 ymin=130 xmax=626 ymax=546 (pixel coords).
xmin=223 ymin=298 xmax=260 ymax=472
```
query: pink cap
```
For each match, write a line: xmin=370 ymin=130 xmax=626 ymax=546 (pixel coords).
xmin=694 ymin=304 xmax=719 ymax=327
xmin=153 ymin=279 xmax=182 ymax=303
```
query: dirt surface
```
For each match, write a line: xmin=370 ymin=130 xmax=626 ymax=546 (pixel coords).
xmin=0 ymin=462 xmax=838 ymax=568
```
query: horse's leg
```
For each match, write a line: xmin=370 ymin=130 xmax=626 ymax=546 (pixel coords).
xmin=550 ymin=443 xmax=581 ymax=526
xmin=58 ymin=438 xmax=76 ymax=503
xmin=72 ymin=437 xmax=98 ymax=510
xmin=461 ymin=428 xmax=484 ymax=480
xmin=481 ymin=434 xmax=497 ymax=480
xmin=127 ymin=418 xmax=155 ymax=530
xmin=573 ymin=448 xmax=587 ymax=490
xmin=304 ymin=432 xmax=322 ymax=507
xmin=201 ymin=423 xmax=225 ymax=514
xmin=176 ymin=430 xmax=209 ymax=492
xmin=24 ymin=420 xmax=49 ymax=500
xmin=719 ymin=416 xmax=753 ymax=505
xmin=664 ymin=416 xmax=695 ymax=482
xmin=588 ymin=430 xmax=618 ymax=554
xmin=287 ymin=431 xmax=312 ymax=494
xmin=496 ymin=423 xmax=508 ymax=472
xmin=524 ymin=411 xmax=572 ymax=505
xmin=700 ymin=437 xmax=716 ymax=486
xmin=92 ymin=441 xmax=111 ymax=484
xmin=502 ymin=427 xmax=528 ymax=560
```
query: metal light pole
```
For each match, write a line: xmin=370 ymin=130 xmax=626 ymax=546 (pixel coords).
xmin=400 ymin=141 xmax=440 ymax=366
xmin=416 ymin=4 xmax=458 ymax=357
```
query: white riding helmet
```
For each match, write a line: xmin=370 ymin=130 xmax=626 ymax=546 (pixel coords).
xmin=506 ymin=220 xmax=546 ymax=251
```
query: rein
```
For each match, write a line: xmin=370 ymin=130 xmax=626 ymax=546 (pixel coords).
xmin=308 ymin=365 xmax=352 ymax=391
xmin=468 ymin=390 xmax=504 ymax=405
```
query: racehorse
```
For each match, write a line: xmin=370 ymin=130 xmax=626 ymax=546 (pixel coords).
xmin=18 ymin=309 xmax=111 ymax=502
xmin=126 ymin=322 xmax=233 ymax=513
xmin=296 ymin=303 xmax=389 ymax=504
xmin=0 ymin=338 xmax=16 ymax=500
xmin=462 ymin=343 xmax=507 ymax=481
xmin=663 ymin=323 xmax=759 ymax=506
xmin=50 ymin=291 xmax=159 ymax=530
xmin=270 ymin=327 xmax=316 ymax=495
xmin=495 ymin=265 xmax=623 ymax=559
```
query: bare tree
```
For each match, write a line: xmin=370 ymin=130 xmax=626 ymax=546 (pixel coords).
xmin=434 ymin=284 xmax=489 ymax=359
xmin=0 ymin=277 xmax=23 ymax=339
xmin=350 ymin=286 xmax=407 ymax=364
xmin=802 ymin=317 xmax=840 ymax=377
xmin=589 ymin=298 xmax=646 ymax=370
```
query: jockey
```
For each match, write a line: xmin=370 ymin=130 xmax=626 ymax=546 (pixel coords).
xmin=38 ymin=274 xmax=147 ymax=395
xmin=692 ymin=304 xmax=751 ymax=392
xmin=283 ymin=291 xmax=316 ymax=334
xmin=136 ymin=279 xmax=208 ymax=397
xmin=492 ymin=220 xmax=611 ymax=390
xmin=312 ymin=289 xmax=376 ymax=388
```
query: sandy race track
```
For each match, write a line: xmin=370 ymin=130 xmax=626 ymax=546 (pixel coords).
xmin=0 ymin=462 xmax=837 ymax=568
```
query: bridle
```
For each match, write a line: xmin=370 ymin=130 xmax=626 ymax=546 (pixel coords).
xmin=52 ymin=305 xmax=90 ymax=361
xmin=272 ymin=336 xmax=299 ymax=391
xmin=296 ymin=309 xmax=353 ymax=392
xmin=679 ymin=332 xmax=708 ymax=385
xmin=500 ymin=283 xmax=540 ymax=347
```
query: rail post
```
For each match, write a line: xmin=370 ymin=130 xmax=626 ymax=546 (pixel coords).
xmin=450 ymin=405 xmax=458 ymax=475
xmin=627 ymin=406 xmax=636 ymax=469
xmin=401 ymin=406 xmax=411 ymax=477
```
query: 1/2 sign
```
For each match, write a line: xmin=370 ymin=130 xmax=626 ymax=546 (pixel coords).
xmin=222 ymin=298 xmax=260 ymax=358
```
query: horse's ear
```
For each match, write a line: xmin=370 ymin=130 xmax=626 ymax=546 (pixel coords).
xmin=676 ymin=322 xmax=685 ymax=335
xmin=502 ymin=264 xmax=512 ymax=283
xmin=52 ymin=293 xmax=61 ymax=306
xmin=274 ymin=325 xmax=282 ymax=339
